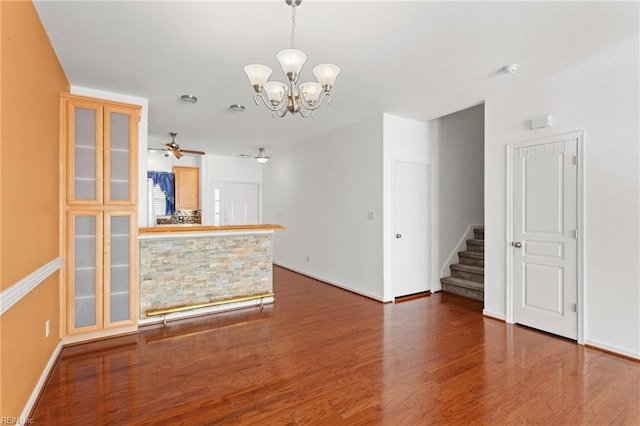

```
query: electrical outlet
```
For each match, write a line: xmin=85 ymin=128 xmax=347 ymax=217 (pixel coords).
xmin=45 ymin=320 xmax=50 ymax=337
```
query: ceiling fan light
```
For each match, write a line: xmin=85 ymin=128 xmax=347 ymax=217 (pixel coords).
xmin=255 ymin=147 xmax=270 ymax=164
xmin=264 ymin=81 xmax=287 ymax=106
xmin=276 ymin=49 xmax=307 ymax=81
xmin=300 ymin=82 xmax=322 ymax=105
xmin=313 ymin=63 xmax=340 ymax=91
xmin=244 ymin=64 xmax=273 ymax=91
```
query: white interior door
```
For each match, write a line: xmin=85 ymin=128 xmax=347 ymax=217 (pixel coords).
xmin=223 ymin=182 xmax=259 ymax=225
xmin=393 ymin=161 xmax=431 ymax=298
xmin=513 ymin=138 xmax=578 ymax=339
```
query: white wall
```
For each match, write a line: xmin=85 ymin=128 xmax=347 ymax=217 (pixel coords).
xmin=484 ymin=34 xmax=640 ymax=358
xmin=263 ymin=116 xmax=385 ymax=300
xmin=201 ymin=155 xmax=263 ymax=225
xmin=382 ymin=114 xmax=433 ymax=300
xmin=70 ymin=86 xmax=149 ymax=227
xmin=431 ymin=104 xmax=484 ymax=275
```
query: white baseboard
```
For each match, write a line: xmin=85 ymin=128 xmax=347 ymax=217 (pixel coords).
xmin=20 ymin=340 xmax=62 ymax=424
xmin=440 ymin=224 xmax=482 ymax=278
xmin=483 ymin=309 xmax=506 ymax=321
xmin=584 ymin=338 xmax=640 ymax=361
xmin=274 ymin=263 xmax=386 ymax=302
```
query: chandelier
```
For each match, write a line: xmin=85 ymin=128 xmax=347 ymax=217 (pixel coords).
xmin=243 ymin=0 xmax=340 ymax=118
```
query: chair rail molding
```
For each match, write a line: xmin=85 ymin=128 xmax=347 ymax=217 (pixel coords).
xmin=0 ymin=257 xmax=62 ymax=316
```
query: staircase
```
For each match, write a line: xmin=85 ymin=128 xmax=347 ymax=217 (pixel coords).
xmin=440 ymin=226 xmax=484 ymax=301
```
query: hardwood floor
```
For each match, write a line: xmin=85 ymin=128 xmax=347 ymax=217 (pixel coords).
xmin=33 ymin=266 xmax=640 ymax=425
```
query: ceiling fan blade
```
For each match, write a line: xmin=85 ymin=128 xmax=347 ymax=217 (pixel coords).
xmin=180 ymin=149 xmax=206 ymax=156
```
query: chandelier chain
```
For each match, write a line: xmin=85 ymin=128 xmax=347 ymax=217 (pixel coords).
xmin=290 ymin=3 xmax=296 ymax=49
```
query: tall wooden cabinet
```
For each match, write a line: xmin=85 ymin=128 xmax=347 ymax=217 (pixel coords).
xmin=61 ymin=94 xmax=140 ymax=340
xmin=173 ymin=166 xmax=200 ymax=210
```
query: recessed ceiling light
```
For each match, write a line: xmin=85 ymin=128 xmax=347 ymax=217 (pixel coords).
xmin=180 ymin=94 xmax=198 ymax=103
xmin=502 ymin=64 xmax=520 ymax=74
xmin=229 ymin=104 xmax=245 ymax=112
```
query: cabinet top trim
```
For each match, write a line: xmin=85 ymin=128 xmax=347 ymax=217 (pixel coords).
xmin=60 ymin=92 xmax=142 ymax=111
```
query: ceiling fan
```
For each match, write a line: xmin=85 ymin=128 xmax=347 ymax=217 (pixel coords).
xmin=159 ymin=132 xmax=205 ymax=159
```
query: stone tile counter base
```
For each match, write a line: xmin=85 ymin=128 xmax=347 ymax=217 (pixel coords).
xmin=139 ymin=233 xmax=274 ymax=319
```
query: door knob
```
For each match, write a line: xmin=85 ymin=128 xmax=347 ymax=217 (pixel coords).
xmin=396 ymin=234 xmax=402 ymax=239
xmin=512 ymin=241 xmax=522 ymax=248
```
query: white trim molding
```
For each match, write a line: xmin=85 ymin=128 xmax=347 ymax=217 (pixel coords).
xmin=0 ymin=257 xmax=62 ymax=316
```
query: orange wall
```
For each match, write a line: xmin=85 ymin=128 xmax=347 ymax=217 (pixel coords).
xmin=0 ymin=0 xmax=69 ymax=417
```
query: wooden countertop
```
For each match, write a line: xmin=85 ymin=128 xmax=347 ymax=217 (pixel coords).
xmin=139 ymin=224 xmax=285 ymax=235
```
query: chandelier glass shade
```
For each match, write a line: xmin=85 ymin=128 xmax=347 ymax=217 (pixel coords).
xmin=243 ymin=0 xmax=340 ymax=118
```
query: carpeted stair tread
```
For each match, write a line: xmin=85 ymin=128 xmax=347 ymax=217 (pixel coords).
xmin=458 ymin=251 xmax=484 ymax=259
xmin=440 ymin=277 xmax=484 ymax=291
xmin=450 ymin=263 xmax=484 ymax=274
xmin=466 ymin=239 xmax=484 ymax=253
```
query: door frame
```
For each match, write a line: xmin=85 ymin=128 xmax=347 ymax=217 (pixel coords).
xmin=505 ymin=130 xmax=585 ymax=343
xmin=390 ymin=159 xmax=434 ymax=300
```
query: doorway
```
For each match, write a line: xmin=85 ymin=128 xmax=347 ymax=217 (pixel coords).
xmin=393 ymin=161 xmax=431 ymax=298
xmin=507 ymin=131 xmax=583 ymax=340
xmin=212 ymin=182 xmax=259 ymax=226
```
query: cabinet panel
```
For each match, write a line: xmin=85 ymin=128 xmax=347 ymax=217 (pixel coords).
xmin=105 ymin=107 xmax=138 ymax=204
xmin=68 ymin=211 xmax=103 ymax=333
xmin=68 ymin=102 xmax=103 ymax=204
xmin=104 ymin=212 xmax=137 ymax=326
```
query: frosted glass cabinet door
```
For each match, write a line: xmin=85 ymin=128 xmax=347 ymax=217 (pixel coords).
xmin=69 ymin=103 xmax=102 ymax=203
xmin=69 ymin=211 xmax=103 ymax=332
xmin=105 ymin=212 xmax=136 ymax=326
xmin=105 ymin=106 xmax=137 ymax=204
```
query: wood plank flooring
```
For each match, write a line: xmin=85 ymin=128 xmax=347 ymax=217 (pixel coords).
xmin=32 ymin=266 xmax=640 ymax=425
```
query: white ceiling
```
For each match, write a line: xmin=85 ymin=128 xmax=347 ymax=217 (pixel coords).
xmin=33 ymin=1 xmax=638 ymax=156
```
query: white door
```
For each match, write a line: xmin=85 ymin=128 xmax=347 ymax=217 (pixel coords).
xmin=393 ymin=161 xmax=431 ymax=298
xmin=223 ymin=183 xmax=259 ymax=225
xmin=513 ymin=137 xmax=578 ymax=339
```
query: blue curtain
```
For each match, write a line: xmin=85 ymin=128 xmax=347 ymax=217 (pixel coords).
xmin=147 ymin=171 xmax=175 ymax=215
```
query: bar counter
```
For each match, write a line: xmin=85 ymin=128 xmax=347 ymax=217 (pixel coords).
xmin=138 ymin=224 xmax=284 ymax=323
